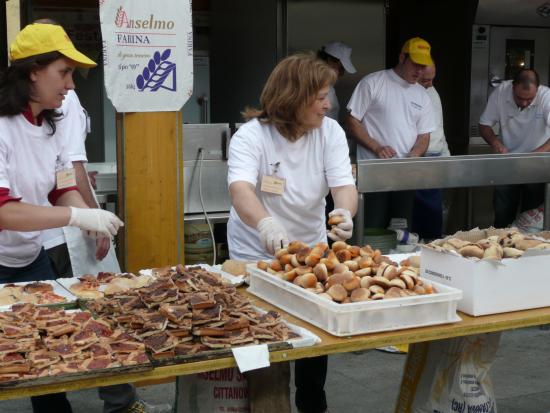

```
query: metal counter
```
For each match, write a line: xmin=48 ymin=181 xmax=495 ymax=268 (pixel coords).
xmin=355 ymin=153 xmax=550 ymax=242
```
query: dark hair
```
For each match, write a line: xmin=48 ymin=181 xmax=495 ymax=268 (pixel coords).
xmin=242 ymin=53 xmax=336 ymax=141
xmin=0 ymin=51 xmax=63 ymax=134
xmin=512 ymin=68 xmax=540 ymax=88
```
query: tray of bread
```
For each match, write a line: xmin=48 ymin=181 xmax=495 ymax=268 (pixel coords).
xmin=248 ymin=240 xmax=462 ymax=336
xmin=0 ymin=304 xmax=152 ymax=386
xmin=56 ymin=272 xmax=155 ymax=300
xmin=0 ymin=281 xmax=77 ymax=310
xmin=82 ymin=264 xmax=318 ymax=367
xmin=138 ymin=263 xmax=246 ymax=286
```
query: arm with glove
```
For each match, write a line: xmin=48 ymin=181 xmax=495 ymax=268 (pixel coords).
xmin=0 ymin=190 xmax=123 ymax=237
xmin=327 ymin=185 xmax=358 ymax=242
xmin=229 ymin=181 xmax=288 ymax=254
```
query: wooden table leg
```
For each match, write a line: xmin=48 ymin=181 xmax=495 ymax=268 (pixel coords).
xmin=246 ymin=362 xmax=291 ymax=413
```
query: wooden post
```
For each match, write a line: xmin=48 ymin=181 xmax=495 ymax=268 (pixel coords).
xmin=117 ymin=111 xmax=184 ymax=273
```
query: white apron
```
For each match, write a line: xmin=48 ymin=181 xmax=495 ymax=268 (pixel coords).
xmin=64 ymin=226 xmax=121 ymax=275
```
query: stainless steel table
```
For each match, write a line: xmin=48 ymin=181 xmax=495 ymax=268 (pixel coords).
xmin=355 ymin=153 xmax=550 ymax=242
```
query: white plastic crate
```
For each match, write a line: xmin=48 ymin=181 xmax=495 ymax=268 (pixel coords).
xmin=247 ymin=265 xmax=462 ymax=336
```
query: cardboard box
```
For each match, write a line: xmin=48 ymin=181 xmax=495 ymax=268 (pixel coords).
xmin=421 ymin=230 xmax=550 ymax=316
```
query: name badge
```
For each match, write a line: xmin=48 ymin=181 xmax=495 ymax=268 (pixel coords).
xmin=56 ymin=169 xmax=77 ymax=189
xmin=261 ymin=175 xmax=285 ymax=195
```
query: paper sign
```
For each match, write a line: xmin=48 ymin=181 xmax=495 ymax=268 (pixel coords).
xmin=231 ymin=344 xmax=270 ymax=373
xmin=100 ymin=0 xmax=193 ymax=112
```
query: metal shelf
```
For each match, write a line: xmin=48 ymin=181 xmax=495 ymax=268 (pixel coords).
xmin=355 ymin=153 xmax=550 ymax=241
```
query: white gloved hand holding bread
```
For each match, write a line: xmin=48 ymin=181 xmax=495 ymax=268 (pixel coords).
xmin=69 ymin=207 xmax=124 ymax=238
xmin=327 ymin=208 xmax=353 ymax=242
xmin=257 ymin=216 xmax=289 ymax=255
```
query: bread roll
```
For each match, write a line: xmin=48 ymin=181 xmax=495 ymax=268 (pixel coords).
xmin=515 ymin=239 xmax=544 ymax=250
xmin=333 ymin=263 xmax=349 ymax=274
xmin=279 ymin=254 xmax=293 ymax=266
xmin=283 ymin=269 xmax=298 ymax=282
xmin=339 ymin=260 xmax=357 ymax=272
xmin=369 ymin=284 xmax=385 ymax=295
xmin=288 ymin=241 xmax=306 ymax=254
xmin=502 ymin=247 xmax=523 ymax=258
xmin=305 ymin=253 xmax=321 ymax=267
xmin=328 ymin=215 xmax=345 ymax=226
xmin=483 ymin=244 xmax=503 ymax=260
xmin=389 ymin=278 xmax=406 ymax=289
xmin=299 ymin=273 xmax=317 ymax=289
xmin=371 ymin=276 xmax=391 ymax=289
xmin=296 ymin=247 xmax=312 ymax=264
xmin=354 ymin=267 xmax=371 ymax=278
xmin=336 ymin=249 xmax=352 ymax=263
xmin=275 ymin=248 xmax=288 ymax=259
xmin=360 ymin=275 xmax=374 ymax=289
xmin=257 ymin=261 xmax=269 ymax=271
xmin=313 ymin=263 xmax=328 ymax=282
xmin=350 ymin=288 xmax=370 ymax=302
xmin=327 ymin=284 xmax=347 ymax=302
xmin=332 ymin=241 xmax=348 ymax=252
xmin=270 ymin=260 xmax=283 ymax=272
xmin=379 ymin=265 xmax=398 ymax=280
xmin=459 ymin=244 xmax=484 ymax=259
xmin=384 ymin=287 xmax=402 ymax=299
xmin=399 ymin=273 xmax=415 ymax=290
xmin=326 ymin=271 xmax=354 ymax=288
xmin=342 ymin=276 xmax=361 ymax=292
xmin=295 ymin=266 xmax=313 ymax=276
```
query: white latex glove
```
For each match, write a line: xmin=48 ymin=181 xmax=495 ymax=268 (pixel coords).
xmin=327 ymin=208 xmax=353 ymax=242
xmin=69 ymin=207 xmax=124 ymax=237
xmin=256 ymin=216 xmax=289 ymax=255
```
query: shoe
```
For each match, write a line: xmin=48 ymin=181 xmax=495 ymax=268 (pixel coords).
xmin=126 ymin=399 xmax=172 ymax=413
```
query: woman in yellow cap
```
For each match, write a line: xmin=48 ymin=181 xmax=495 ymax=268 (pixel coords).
xmin=0 ymin=23 xmax=123 ymax=413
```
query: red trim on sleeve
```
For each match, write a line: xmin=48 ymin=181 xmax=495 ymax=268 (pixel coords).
xmin=48 ymin=186 xmax=78 ymax=205
xmin=0 ymin=187 xmax=22 ymax=208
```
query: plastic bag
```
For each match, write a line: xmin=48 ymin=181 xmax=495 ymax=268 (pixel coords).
xmin=512 ymin=205 xmax=544 ymax=233
xmin=395 ymin=333 xmax=500 ymax=413
xmin=176 ymin=368 xmax=249 ymax=413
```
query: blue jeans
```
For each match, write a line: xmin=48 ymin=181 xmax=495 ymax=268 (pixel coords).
xmin=0 ymin=249 xmax=72 ymax=413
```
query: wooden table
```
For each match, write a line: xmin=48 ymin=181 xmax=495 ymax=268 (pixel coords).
xmin=2 ymin=290 xmax=550 ymax=401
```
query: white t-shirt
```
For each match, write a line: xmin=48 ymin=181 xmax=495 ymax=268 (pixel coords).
xmin=425 ymin=86 xmax=450 ymax=156
xmin=227 ymin=117 xmax=355 ymax=261
xmin=479 ymin=80 xmax=550 ymax=153
xmin=347 ymin=69 xmax=435 ymax=160
xmin=43 ymin=90 xmax=89 ymax=250
xmin=0 ymin=115 xmax=72 ymax=267
xmin=326 ymin=86 xmax=340 ymax=121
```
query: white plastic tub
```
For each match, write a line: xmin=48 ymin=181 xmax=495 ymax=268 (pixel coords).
xmin=247 ymin=265 xmax=462 ymax=336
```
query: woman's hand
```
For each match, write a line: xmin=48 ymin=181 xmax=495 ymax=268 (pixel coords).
xmin=256 ymin=216 xmax=289 ymax=255
xmin=327 ymin=208 xmax=353 ymax=242
xmin=69 ymin=207 xmax=124 ymax=237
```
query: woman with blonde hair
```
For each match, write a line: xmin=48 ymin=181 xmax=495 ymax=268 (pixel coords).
xmin=227 ymin=53 xmax=357 ymax=412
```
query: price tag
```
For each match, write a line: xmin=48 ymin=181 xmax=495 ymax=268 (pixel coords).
xmin=56 ymin=169 xmax=76 ymax=189
xmin=260 ymin=175 xmax=285 ymax=195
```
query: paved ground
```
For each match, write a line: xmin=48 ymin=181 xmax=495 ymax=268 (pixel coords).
xmin=1 ymin=327 xmax=549 ymax=412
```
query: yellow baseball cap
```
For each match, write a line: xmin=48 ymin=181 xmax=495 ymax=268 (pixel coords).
xmin=401 ymin=37 xmax=433 ymax=66
xmin=10 ymin=23 xmax=97 ymax=68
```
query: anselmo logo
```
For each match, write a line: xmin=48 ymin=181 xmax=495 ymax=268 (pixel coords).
xmin=115 ymin=8 xmax=175 ymax=30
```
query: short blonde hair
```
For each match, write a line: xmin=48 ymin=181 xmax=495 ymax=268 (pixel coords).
xmin=243 ymin=53 xmax=337 ymax=141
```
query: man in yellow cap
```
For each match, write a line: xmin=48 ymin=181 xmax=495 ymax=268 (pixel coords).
xmin=346 ymin=36 xmax=436 ymax=232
